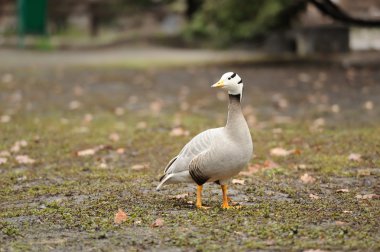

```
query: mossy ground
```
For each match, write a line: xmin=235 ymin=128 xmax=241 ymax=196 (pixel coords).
xmin=0 ymin=65 xmax=379 ymax=251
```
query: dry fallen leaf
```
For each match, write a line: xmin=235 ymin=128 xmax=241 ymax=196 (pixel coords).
xmin=83 ymin=114 xmax=93 ymax=123
xmin=336 ymin=188 xmax=349 ymax=193
xmin=15 ymin=155 xmax=35 ymax=164
xmin=270 ymin=148 xmax=300 ymax=157
xmin=348 ymin=153 xmax=361 ymax=161
xmin=298 ymin=72 xmax=311 ymax=83
xmin=131 ymin=163 xmax=149 ymax=171
xmin=73 ymin=86 xmax=84 ymax=96
xmin=169 ymin=127 xmax=190 ymax=137
xmin=99 ymin=162 xmax=108 ymax=169
xmin=76 ymin=149 xmax=96 ymax=156
xmin=11 ymin=140 xmax=28 ymax=153
xmin=0 ymin=157 xmax=7 ymax=165
xmin=0 ymin=151 xmax=11 ymax=157
xmin=239 ymin=160 xmax=279 ymax=176
xmin=150 ymin=101 xmax=163 ymax=114
xmin=309 ymin=193 xmax=320 ymax=200
xmin=1 ymin=115 xmax=11 ymax=123
xmin=303 ymin=249 xmax=327 ymax=252
xmin=294 ymin=164 xmax=308 ymax=170
xmin=310 ymin=118 xmax=325 ymax=132
xmin=305 ymin=250 xmax=327 ymax=252
xmin=331 ymin=104 xmax=340 ymax=113
xmin=109 ymin=133 xmax=120 ymax=142
xmin=116 ymin=148 xmax=125 ymax=154
xmin=136 ymin=121 xmax=147 ymax=129
xmin=171 ymin=193 xmax=189 ymax=199
xmin=1 ymin=73 xmax=13 ymax=83
xmin=69 ymin=100 xmax=81 ymax=110
xmin=232 ymin=179 xmax=245 ymax=185
xmin=75 ymin=145 xmax=107 ymax=156
xmin=114 ymin=209 xmax=128 ymax=224
xmin=300 ymin=173 xmax=316 ymax=184
xmin=355 ymin=194 xmax=379 ymax=200
xmin=114 ymin=107 xmax=125 ymax=116
xmin=151 ymin=218 xmax=164 ymax=228
xmin=335 ymin=221 xmax=347 ymax=226
xmin=363 ymin=101 xmax=374 ymax=110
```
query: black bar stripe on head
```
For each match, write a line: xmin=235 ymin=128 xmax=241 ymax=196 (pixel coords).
xmin=238 ymin=79 xmax=243 ymax=84
xmin=230 ymin=73 xmax=236 ymax=78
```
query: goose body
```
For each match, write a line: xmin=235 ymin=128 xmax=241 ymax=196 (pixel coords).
xmin=157 ymin=72 xmax=253 ymax=209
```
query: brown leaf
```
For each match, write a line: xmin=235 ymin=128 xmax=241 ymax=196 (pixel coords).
xmin=232 ymin=179 xmax=245 ymax=185
xmin=114 ymin=209 xmax=127 ymax=224
xmin=98 ymin=162 xmax=108 ymax=169
xmin=270 ymin=148 xmax=300 ymax=157
xmin=73 ymin=86 xmax=84 ymax=96
xmin=363 ymin=101 xmax=374 ymax=110
xmin=309 ymin=193 xmax=320 ymax=200
xmin=355 ymin=194 xmax=379 ymax=200
xmin=310 ymin=118 xmax=325 ymax=132
xmin=239 ymin=160 xmax=279 ymax=176
xmin=75 ymin=145 xmax=108 ymax=157
xmin=76 ymin=148 xmax=96 ymax=156
xmin=15 ymin=155 xmax=35 ymax=164
xmin=169 ymin=127 xmax=190 ymax=137
xmin=0 ymin=157 xmax=7 ymax=165
xmin=335 ymin=221 xmax=347 ymax=226
xmin=348 ymin=153 xmax=361 ymax=161
xmin=150 ymin=100 xmax=163 ymax=114
xmin=331 ymin=104 xmax=340 ymax=113
xmin=171 ymin=193 xmax=189 ymax=199
xmin=0 ymin=151 xmax=11 ymax=157
xmin=116 ymin=148 xmax=125 ymax=154
xmin=136 ymin=121 xmax=147 ymax=129
xmin=294 ymin=164 xmax=308 ymax=170
xmin=69 ymin=100 xmax=81 ymax=110
xmin=131 ymin=163 xmax=149 ymax=171
xmin=114 ymin=107 xmax=125 ymax=116
xmin=300 ymin=173 xmax=316 ymax=184
xmin=303 ymin=250 xmax=327 ymax=252
xmin=0 ymin=115 xmax=11 ymax=123
xmin=109 ymin=133 xmax=120 ymax=142
xmin=151 ymin=218 xmax=164 ymax=228
xmin=11 ymin=140 xmax=28 ymax=153
xmin=336 ymin=188 xmax=349 ymax=193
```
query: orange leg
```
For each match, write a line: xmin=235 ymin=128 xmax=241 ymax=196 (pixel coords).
xmin=196 ymin=185 xmax=203 ymax=208
xmin=196 ymin=185 xmax=209 ymax=209
xmin=221 ymin=185 xmax=230 ymax=209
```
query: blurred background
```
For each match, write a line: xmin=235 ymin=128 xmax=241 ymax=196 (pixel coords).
xmin=0 ymin=0 xmax=379 ymax=53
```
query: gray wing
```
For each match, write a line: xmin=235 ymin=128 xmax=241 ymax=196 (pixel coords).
xmin=164 ymin=127 xmax=222 ymax=175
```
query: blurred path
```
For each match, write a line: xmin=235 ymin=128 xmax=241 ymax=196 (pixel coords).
xmin=0 ymin=46 xmax=261 ymax=68
xmin=1 ymin=46 xmax=380 ymax=68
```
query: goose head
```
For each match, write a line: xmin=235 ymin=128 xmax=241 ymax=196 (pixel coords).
xmin=211 ymin=72 xmax=243 ymax=96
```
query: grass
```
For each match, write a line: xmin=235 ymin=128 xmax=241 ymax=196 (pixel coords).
xmin=0 ymin=66 xmax=379 ymax=251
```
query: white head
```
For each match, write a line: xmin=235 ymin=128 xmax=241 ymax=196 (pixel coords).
xmin=211 ymin=72 xmax=243 ymax=96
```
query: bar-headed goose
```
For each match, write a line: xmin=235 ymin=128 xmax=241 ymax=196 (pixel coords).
xmin=157 ymin=72 xmax=253 ymax=209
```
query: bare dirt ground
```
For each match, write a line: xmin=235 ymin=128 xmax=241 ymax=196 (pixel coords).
xmin=0 ymin=55 xmax=379 ymax=251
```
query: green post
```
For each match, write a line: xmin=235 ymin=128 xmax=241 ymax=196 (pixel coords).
xmin=18 ymin=0 xmax=47 ymax=47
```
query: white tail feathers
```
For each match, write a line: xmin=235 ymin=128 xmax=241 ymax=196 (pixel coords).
xmin=156 ymin=171 xmax=193 ymax=191
xmin=156 ymin=174 xmax=174 ymax=191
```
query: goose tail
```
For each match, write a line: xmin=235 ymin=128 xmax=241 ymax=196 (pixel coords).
xmin=156 ymin=173 xmax=174 ymax=191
